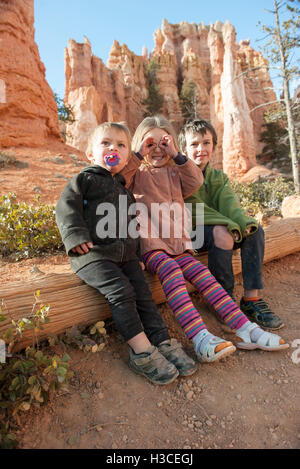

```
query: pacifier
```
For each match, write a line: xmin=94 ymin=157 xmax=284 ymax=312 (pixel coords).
xmin=104 ymin=152 xmax=120 ymax=167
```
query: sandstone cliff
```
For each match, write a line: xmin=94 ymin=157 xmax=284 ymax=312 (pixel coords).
xmin=64 ymin=19 xmax=277 ymax=179
xmin=0 ymin=0 xmax=61 ymax=147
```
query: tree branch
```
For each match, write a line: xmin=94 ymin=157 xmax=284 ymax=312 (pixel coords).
xmin=250 ymin=99 xmax=284 ymax=113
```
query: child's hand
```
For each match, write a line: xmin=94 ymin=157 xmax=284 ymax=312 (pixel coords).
xmin=138 ymin=137 xmax=156 ymax=158
xmin=159 ymin=134 xmax=177 ymax=158
xmin=139 ymin=261 xmax=145 ymax=270
xmin=245 ymin=226 xmax=252 ymax=235
xmin=232 ymin=230 xmax=240 ymax=242
xmin=71 ymin=241 xmax=94 ymax=255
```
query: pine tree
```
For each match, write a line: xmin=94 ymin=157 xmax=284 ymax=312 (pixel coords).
xmin=179 ymin=79 xmax=199 ymax=122
xmin=142 ymin=59 xmax=164 ymax=116
xmin=258 ymin=0 xmax=300 ymax=193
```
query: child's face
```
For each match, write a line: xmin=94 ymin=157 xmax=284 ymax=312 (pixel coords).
xmin=185 ymin=130 xmax=214 ymax=170
xmin=143 ymin=128 xmax=172 ymax=168
xmin=88 ymin=127 xmax=130 ymax=174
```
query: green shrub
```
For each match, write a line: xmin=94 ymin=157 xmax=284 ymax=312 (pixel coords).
xmin=0 ymin=152 xmax=17 ymax=168
xmin=50 ymin=321 xmax=107 ymax=354
xmin=0 ymin=292 xmax=73 ymax=448
xmin=231 ymin=176 xmax=296 ymax=217
xmin=0 ymin=193 xmax=64 ymax=260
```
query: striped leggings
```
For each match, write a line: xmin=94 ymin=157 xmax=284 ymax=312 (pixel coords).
xmin=142 ymin=250 xmax=248 ymax=340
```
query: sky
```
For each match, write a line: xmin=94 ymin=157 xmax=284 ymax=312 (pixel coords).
xmin=34 ymin=0 xmax=299 ymax=99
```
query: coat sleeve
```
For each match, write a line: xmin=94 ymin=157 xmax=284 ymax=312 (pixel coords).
xmin=213 ymin=176 xmax=258 ymax=237
xmin=176 ymin=158 xmax=203 ymax=199
xmin=55 ymin=174 xmax=92 ymax=255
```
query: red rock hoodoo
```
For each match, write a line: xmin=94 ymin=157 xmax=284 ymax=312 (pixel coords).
xmin=0 ymin=0 xmax=61 ymax=147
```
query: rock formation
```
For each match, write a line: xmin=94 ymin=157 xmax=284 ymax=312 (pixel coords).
xmin=281 ymin=195 xmax=300 ymax=218
xmin=64 ymin=38 xmax=148 ymax=151
xmin=0 ymin=0 xmax=62 ymax=147
xmin=64 ymin=19 xmax=277 ymax=178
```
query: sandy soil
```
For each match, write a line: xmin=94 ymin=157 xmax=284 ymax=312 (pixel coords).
xmin=0 ymin=146 xmax=299 ymax=450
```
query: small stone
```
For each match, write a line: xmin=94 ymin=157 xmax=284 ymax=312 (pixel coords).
xmin=186 ymin=391 xmax=194 ymax=400
xmin=210 ymin=414 xmax=217 ymax=420
xmin=283 ymin=380 xmax=288 ymax=384
xmin=97 ymin=392 xmax=104 ymax=400
xmin=188 ymin=423 xmax=194 ymax=429
xmin=111 ymin=443 xmax=118 ymax=449
xmin=123 ymin=435 xmax=128 ymax=442
xmin=237 ymin=394 xmax=242 ymax=400
xmin=187 ymin=380 xmax=193 ymax=388
xmin=53 ymin=156 xmax=65 ymax=164
xmin=157 ymin=402 xmax=163 ymax=408
xmin=206 ymin=420 xmax=213 ymax=427
xmin=95 ymin=381 xmax=101 ymax=389
xmin=96 ymin=425 xmax=103 ymax=432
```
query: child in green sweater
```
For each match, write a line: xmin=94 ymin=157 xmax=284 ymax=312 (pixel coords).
xmin=179 ymin=119 xmax=283 ymax=331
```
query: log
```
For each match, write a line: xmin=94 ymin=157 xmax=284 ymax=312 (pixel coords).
xmin=1 ymin=217 xmax=300 ymax=351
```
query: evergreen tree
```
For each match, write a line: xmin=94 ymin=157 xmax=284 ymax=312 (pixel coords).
xmin=258 ymin=0 xmax=300 ymax=193
xmin=142 ymin=59 xmax=164 ymax=116
xmin=179 ymin=79 xmax=199 ymax=122
xmin=54 ymin=93 xmax=75 ymax=123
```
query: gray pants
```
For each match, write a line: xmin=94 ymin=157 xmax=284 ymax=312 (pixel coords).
xmin=77 ymin=259 xmax=170 ymax=345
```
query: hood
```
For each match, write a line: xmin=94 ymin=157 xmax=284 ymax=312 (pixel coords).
xmin=80 ymin=164 xmax=126 ymax=185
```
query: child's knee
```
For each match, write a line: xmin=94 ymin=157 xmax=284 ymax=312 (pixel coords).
xmin=213 ymin=225 xmax=234 ymax=250
xmin=106 ymin=282 xmax=136 ymax=306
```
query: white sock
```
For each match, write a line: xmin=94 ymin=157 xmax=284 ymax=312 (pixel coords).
xmin=237 ymin=321 xmax=264 ymax=342
xmin=192 ymin=329 xmax=210 ymax=352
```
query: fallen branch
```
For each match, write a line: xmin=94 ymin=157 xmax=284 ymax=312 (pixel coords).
xmin=1 ymin=217 xmax=300 ymax=351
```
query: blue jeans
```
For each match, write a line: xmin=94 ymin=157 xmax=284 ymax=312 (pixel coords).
xmin=193 ymin=225 xmax=265 ymax=298
xmin=77 ymin=259 xmax=170 ymax=345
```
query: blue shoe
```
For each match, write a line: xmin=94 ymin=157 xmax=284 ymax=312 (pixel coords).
xmin=240 ymin=298 xmax=284 ymax=331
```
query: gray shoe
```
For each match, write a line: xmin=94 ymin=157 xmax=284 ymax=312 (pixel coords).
xmin=129 ymin=345 xmax=179 ymax=385
xmin=158 ymin=339 xmax=197 ymax=376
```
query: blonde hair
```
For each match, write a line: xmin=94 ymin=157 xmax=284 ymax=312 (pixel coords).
xmin=132 ymin=116 xmax=180 ymax=163
xmin=86 ymin=122 xmax=132 ymax=158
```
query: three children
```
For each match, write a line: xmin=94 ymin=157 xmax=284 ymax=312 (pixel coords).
xmin=56 ymin=117 xmax=289 ymax=385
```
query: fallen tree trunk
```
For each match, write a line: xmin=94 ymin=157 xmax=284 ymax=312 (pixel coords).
xmin=1 ymin=217 xmax=300 ymax=351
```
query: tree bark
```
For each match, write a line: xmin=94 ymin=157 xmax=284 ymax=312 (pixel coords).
xmin=1 ymin=217 xmax=300 ymax=351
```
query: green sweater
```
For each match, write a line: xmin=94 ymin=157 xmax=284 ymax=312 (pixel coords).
xmin=185 ymin=164 xmax=258 ymax=243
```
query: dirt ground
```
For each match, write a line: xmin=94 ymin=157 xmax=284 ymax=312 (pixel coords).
xmin=0 ymin=145 xmax=300 ymax=450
